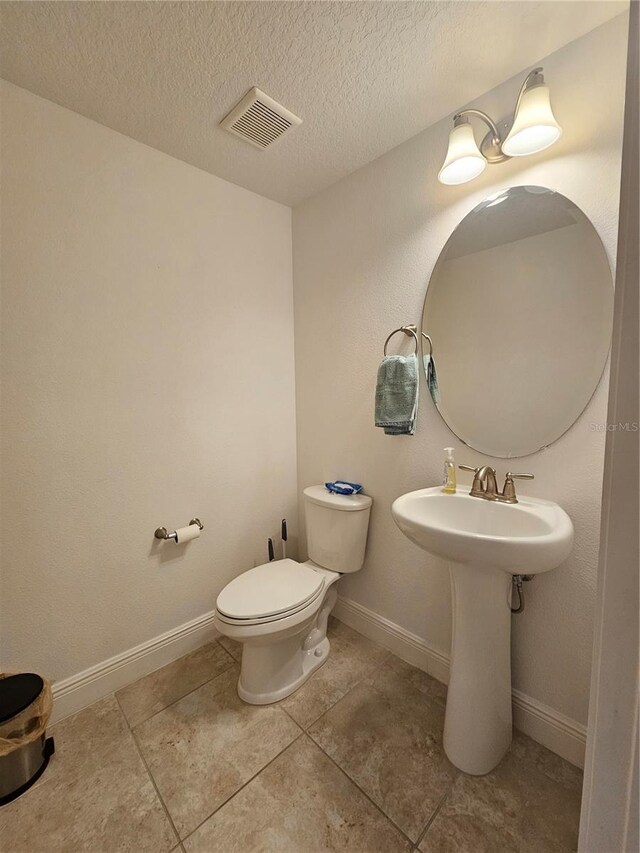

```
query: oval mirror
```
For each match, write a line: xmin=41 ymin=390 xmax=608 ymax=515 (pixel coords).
xmin=422 ymin=186 xmax=613 ymax=458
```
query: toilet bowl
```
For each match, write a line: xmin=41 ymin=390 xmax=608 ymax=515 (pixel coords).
xmin=214 ymin=485 xmax=372 ymax=704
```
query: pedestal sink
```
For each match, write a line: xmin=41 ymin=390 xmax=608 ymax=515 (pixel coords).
xmin=391 ymin=486 xmax=573 ymax=775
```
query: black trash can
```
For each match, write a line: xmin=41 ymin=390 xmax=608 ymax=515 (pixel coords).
xmin=0 ymin=673 xmax=55 ymax=805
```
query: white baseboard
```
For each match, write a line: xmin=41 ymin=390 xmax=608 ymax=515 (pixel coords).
xmin=333 ymin=595 xmax=587 ymax=768
xmin=51 ymin=611 xmax=219 ymax=724
xmin=334 ymin=594 xmax=451 ymax=685
xmin=51 ymin=597 xmax=587 ymax=769
xmin=511 ymin=688 xmax=587 ymax=769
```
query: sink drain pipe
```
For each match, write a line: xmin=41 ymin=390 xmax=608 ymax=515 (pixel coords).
xmin=511 ymin=574 xmax=534 ymax=614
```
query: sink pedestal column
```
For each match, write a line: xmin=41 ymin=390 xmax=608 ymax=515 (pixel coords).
xmin=444 ymin=562 xmax=513 ymax=775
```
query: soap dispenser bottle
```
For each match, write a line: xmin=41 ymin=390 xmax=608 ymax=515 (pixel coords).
xmin=442 ymin=447 xmax=456 ymax=494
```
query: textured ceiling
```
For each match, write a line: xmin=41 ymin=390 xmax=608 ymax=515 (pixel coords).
xmin=0 ymin=1 xmax=626 ymax=206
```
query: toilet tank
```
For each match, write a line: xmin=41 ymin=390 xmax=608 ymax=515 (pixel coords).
xmin=303 ymin=486 xmax=372 ymax=573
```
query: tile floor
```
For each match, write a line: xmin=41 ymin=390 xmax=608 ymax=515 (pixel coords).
xmin=0 ymin=619 xmax=583 ymax=852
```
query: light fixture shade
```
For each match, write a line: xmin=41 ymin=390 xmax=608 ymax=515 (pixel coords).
xmin=502 ymin=84 xmax=562 ymax=157
xmin=438 ymin=122 xmax=486 ymax=185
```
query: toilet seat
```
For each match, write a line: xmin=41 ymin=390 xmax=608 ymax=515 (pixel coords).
xmin=216 ymin=559 xmax=325 ymax=625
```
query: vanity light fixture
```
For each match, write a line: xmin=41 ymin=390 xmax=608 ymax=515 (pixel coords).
xmin=438 ymin=68 xmax=562 ymax=185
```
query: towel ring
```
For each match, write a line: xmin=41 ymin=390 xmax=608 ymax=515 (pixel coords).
xmin=383 ymin=325 xmax=419 ymax=356
xmin=383 ymin=325 xmax=433 ymax=357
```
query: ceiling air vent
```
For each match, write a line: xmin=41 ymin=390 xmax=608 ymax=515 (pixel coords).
xmin=220 ymin=87 xmax=302 ymax=150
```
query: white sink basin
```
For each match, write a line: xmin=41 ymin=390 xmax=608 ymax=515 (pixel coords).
xmin=391 ymin=485 xmax=574 ymax=776
xmin=391 ymin=487 xmax=573 ymax=573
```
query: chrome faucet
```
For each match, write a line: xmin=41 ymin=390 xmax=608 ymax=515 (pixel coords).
xmin=459 ymin=465 xmax=534 ymax=504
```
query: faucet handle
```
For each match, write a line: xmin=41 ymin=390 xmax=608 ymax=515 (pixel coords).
xmin=458 ymin=464 xmax=479 ymax=473
xmin=501 ymin=472 xmax=534 ymax=504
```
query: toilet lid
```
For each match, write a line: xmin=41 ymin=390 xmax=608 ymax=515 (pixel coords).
xmin=216 ymin=559 xmax=325 ymax=620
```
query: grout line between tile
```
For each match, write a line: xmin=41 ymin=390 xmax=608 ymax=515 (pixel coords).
xmin=217 ymin=638 xmax=242 ymax=663
xmin=304 ymin=729 xmax=416 ymax=848
xmin=180 ymin=729 xmax=306 ymax=844
xmin=414 ymin=772 xmax=460 ymax=848
xmin=114 ymin=691 xmax=182 ymax=849
xmin=286 ymin=647 xmax=393 ymax=732
xmin=124 ymin=653 xmax=237 ymax=731
xmin=278 ymin=703 xmax=301 ymax=728
xmin=274 ymin=631 xmax=398 ymax=738
xmin=116 ymin=628 xmax=442 ymax=848
xmin=116 ymin=643 xmax=307 ymax=844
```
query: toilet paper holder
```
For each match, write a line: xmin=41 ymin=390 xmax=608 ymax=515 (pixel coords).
xmin=154 ymin=518 xmax=204 ymax=542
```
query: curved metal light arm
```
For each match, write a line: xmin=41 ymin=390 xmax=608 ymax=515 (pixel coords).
xmin=454 ymin=108 xmax=502 ymax=145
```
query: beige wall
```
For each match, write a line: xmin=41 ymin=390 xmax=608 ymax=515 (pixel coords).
xmin=292 ymin=15 xmax=627 ymax=726
xmin=0 ymin=81 xmax=298 ymax=681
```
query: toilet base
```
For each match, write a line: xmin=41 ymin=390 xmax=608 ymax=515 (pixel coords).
xmin=237 ymin=637 xmax=330 ymax=705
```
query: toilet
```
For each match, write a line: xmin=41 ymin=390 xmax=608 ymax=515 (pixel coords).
xmin=214 ymin=485 xmax=372 ymax=704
